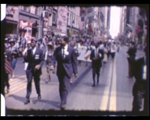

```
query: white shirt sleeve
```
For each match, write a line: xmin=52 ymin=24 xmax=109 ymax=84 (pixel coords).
xmin=45 ymin=51 xmax=48 ymax=61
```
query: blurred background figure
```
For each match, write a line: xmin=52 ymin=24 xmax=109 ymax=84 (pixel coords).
xmin=44 ymin=41 xmax=54 ymax=83
xmin=9 ymin=39 xmax=19 ymax=78
xmin=127 ymin=42 xmax=137 ymax=78
xmin=4 ymin=43 xmax=13 ymax=93
xmin=110 ymin=41 xmax=117 ymax=60
xmin=90 ymin=41 xmax=104 ymax=87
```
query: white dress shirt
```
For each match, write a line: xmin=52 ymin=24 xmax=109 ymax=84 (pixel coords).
xmin=62 ymin=44 xmax=69 ymax=58
xmin=32 ymin=47 xmax=37 ymax=55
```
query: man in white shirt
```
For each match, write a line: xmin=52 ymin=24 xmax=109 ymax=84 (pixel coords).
xmin=23 ymin=39 xmax=44 ymax=104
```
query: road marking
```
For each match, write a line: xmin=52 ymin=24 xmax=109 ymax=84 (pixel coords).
xmin=6 ymin=74 xmax=47 ymax=98
xmin=108 ymin=57 xmax=117 ymax=111
xmin=99 ymin=61 xmax=113 ymax=111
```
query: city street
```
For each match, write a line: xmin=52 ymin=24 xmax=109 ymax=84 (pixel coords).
xmin=5 ymin=46 xmax=145 ymax=114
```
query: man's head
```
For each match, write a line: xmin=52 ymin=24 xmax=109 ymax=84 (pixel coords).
xmin=47 ymin=42 xmax=53 ymax=49
xmin=60 ymin=36 xmax=69 ymax=46
xmin=9 ymin=39 xmax=15 ymax=46
xmin=31 ymin=39 xmax=37 ymax=48
xmin=70 ymin=41 xmax=75 ymax=48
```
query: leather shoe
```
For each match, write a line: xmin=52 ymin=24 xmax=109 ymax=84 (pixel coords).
xmin=38 ymin=95 xmax=41 ymax=100
xmin=92 ymin=84 xmax=95 ymax=87
xmin=24 ymin=99 xmax=30 ymax=104
xmin=60 ymin=103 xmax=66 ymax=110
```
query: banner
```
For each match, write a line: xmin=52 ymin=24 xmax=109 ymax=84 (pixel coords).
xmin=77 ymin=46 xmax=91 ymax=62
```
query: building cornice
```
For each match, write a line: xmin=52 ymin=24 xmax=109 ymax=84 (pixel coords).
xmin=19 ymin=10 xmax=40 ymax=19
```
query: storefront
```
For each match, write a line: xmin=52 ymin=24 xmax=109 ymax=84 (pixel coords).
xmin=5 ymin=6 xmax=19 ymax=39
xmin=19 ymin=10 xmax=40 ymax=39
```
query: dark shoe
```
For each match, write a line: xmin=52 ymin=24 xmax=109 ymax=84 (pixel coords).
xmin=60 ymin=103 xmax=66 ymax=110
xmin=24 ymin=99 xmax=30 ymax=104
xmin=7 ymin=88 xmax=10 ymax=93
xmin=38 ymin=95 xmax=41 ymax=100
xmin=97 ymin=80 xmax=99 ymax=85
xmin=92 ymin=84 xmax=95 ymax=87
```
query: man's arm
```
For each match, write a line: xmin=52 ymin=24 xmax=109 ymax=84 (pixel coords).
xmin=50 ymin=47 xmax=58 ymax=70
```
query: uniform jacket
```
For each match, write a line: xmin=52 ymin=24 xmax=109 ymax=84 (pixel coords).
xmin=24 ymin=47 xmax=44 ymax=75
xmin=51 ymin=45 xmax=77 ymax=78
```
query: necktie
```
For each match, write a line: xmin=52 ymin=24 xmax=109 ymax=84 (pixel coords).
xmin=62 ymin=47 xmax=65 ymax=58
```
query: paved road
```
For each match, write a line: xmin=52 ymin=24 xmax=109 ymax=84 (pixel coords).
xmin=5 ymin=46 xmax=145 ymax=115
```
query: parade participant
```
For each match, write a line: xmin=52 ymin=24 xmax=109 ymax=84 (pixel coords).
xmin=110 ymin=41 xmax=117 ymax=60
xmin=127 ymin=42 xmax=137 ymax=78
xmin=90 ymin=40 xmax=104 ymax=87
xmin=9 ymin=39 xmax=19 ymax=78
xmin=103 ymin=42 xmax=108 ymax=64
xmin=70 ymin=41 xmax=80 ymax=84
xmin=23 ymin=39 xmax=44 ymax=104
xmin=50 ymin=36 xmax=77 ymax=109
xmin=44 ymin=41 xmax=54 ymax=83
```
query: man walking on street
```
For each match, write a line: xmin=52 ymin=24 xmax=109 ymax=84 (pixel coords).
xmin=90 ymin=41 xmax=104 ymax=87
xmin=23 ymin=39 xmax=44 ymax=104
xmin=50 ymin=36 xmax=77 ymax=109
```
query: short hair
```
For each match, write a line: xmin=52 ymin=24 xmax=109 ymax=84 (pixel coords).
xmin=62 ymin=36 xmax=69 ymax=43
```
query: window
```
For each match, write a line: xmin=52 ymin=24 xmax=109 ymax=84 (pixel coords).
xmin=24 ymin=6 xmax=30 ymax=12
xmin=20 ymin=6 xmax=24 ymax=10
xmin=52 ymin=12 xmax=57 ymax=23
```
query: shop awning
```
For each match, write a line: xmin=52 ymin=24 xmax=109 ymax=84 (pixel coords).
xmin=6 ymin=19 xmax=18 ymax=24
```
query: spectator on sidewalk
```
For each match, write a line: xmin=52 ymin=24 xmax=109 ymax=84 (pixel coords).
xmin=9 ymin=39 xmax=19 ymax=78
xmin=4 ymin=44 xmax=13 ymax=93
xmin=127 ymin=42 xmax=137 ymax=78
xmin=132 ymin=43 xmax=148 ymax=113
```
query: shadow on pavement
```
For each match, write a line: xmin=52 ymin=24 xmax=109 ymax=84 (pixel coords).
xmin=9 ymin=94 xmax=25 ymax=103
xmin=32 ymin=99 xmax=60 ymax=108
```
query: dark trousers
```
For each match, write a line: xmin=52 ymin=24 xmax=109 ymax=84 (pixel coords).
xmin=5 ymin=73 xmax=10 ymax=89
xmin=58 ymin=73 xmax=70 ymax=105
xmin=127 ymin=57 xmax=134 ymax=77
xmin=92 ymin=64 xmax=101 ymax=85
xmin=111 ymin=52 xmax=115 ymax=59
xmin=132 ymin=80 xmax=148 ymax=112
xmin=26 ymin=69 xmax=41 ymax=99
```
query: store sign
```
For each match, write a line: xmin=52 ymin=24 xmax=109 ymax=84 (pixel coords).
xmin=19 ymin=20 xmax=32 ymax=39
xmin=19 ymin=20 xmax=32 ymax=29
xmin=57 ymin=6 xmax=68 ymax=34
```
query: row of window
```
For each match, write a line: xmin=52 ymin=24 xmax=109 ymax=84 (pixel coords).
xmin=19 ymin=6 xmax=80 ymax=29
